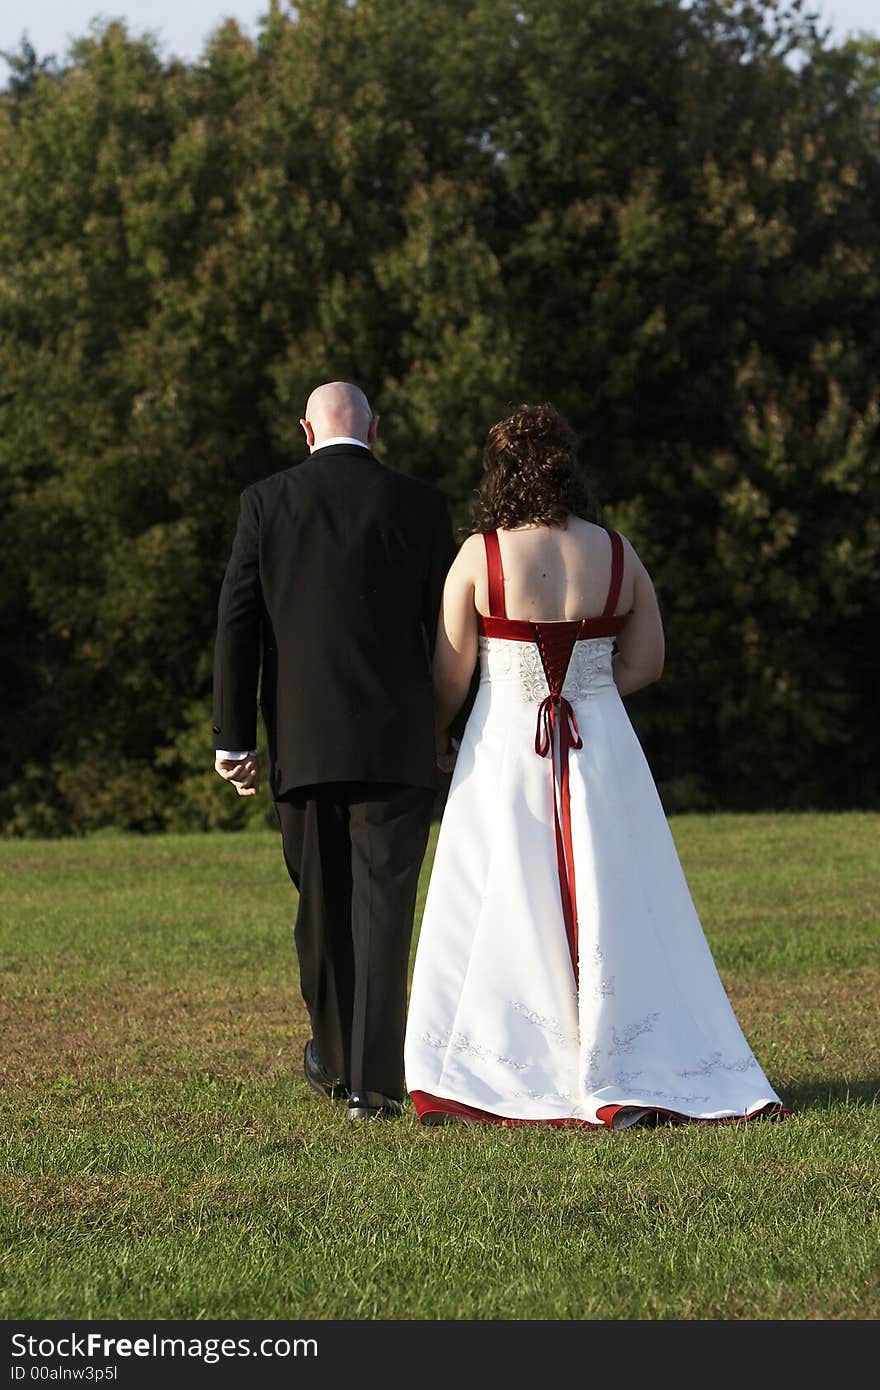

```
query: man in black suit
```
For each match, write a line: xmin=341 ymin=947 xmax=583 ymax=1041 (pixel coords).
xmin=213 ymin=382 xmax=455 ymax=1121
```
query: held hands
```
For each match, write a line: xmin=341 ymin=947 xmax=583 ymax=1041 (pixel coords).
xmin=214 ymin=756 xmax=260 ymax=797
xmin=436 ymin=730 xmax=459 ymax=775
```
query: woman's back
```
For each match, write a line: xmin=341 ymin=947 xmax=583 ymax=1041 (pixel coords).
xmin=473 ymin=516 xmax=634 ymax=623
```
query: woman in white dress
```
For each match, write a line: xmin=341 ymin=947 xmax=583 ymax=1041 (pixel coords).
xmin=404 ymin=404 xmax=785 ymax=1129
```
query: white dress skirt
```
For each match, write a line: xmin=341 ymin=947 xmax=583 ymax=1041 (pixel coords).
xmin=405 ymin=532 xmax=785 ymax=1129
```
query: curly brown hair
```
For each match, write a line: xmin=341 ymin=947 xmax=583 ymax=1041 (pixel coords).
xmin=473 ymin=403 xmax=599 ymax=531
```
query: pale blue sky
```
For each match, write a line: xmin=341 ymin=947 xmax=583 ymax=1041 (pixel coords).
xmin=1 ymin=0 xmax=877 ymax=66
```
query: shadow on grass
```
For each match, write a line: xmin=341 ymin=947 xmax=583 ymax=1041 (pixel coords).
xmin=778 ymin=1076 xmax=880 ymax=1110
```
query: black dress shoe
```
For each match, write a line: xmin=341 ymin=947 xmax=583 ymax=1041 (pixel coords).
xmin=346 ymin=1090 xmax=403 ymax=1121
xmin=303 ymin=1040 xmax=348 ymax=1102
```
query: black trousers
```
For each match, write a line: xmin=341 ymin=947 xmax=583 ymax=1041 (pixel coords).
xmin=275 ymin=781 xmax=434 ymax=1100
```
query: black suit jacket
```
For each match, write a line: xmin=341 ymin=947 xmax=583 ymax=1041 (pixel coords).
xmin=212 ymin=444 xmax=456 ymax=797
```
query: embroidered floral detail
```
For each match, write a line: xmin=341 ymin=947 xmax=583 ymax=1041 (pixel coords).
xmin=592 ymin=976 xmax=616 ymax=1000
xmin=677 ymin=1052 xmax=760 ymax=1079
xmin=585 ymin=1069 xmax=645 ymax=1090
xmin=519 ymin=643 xmax=549 ymax=702
xmin=421 ymin=1031 xmax=530 ymax=1072
xmin=512 ymin=1088 xmax=574 ymax=1103
xmin=479 ymin=636 xmax=615 ymax=704
xmin=511 ymin=1000 xmax=579 ymax=1047
xmin=615 ymin=1087 xmax=712 ymax=1105
xmin=563 ymin=639 xmax=615 ymax=701
xmin=583 ymin=1074 xmax=712 ymax=1104
xmin=608 ymin=1012 xmax=661 ymax=1056
xmin=579 ymin=944 xmax=615 ymax=998
xmin=478 ymin=634 xmax=512 ymax=677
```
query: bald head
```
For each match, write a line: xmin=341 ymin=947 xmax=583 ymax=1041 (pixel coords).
xmin=300 ymin=381 xmax=377 ymax=451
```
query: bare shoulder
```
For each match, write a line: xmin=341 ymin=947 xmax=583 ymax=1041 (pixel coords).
xmin=566 ymin=516 xmax=617 ymax=550
xmin=565 ymin=515 xmax=605 ymax=538
xmin=454 ymin=532 xmax=485 ymax=570
xmin=443 ymin=532 xmax=483 ymax=590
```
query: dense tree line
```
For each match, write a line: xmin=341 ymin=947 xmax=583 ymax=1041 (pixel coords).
xmin=1 ymin=0 xmax=878 ymax=834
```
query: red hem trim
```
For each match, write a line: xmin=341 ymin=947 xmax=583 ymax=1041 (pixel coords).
xmin=410 ymin=1090 xmax=789 ymax=1129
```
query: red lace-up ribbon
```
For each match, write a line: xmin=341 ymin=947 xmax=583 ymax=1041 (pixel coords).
xmin=534 ymin=690 xmax=583 ymax=982
xmin=481 ymin=528 xmax=625 ymax=987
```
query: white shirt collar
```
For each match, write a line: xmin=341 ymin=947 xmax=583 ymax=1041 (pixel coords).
xmin=311 ymin=436 xmax=371 ymax=451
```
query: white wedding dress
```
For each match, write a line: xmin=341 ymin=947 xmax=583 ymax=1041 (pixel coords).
xmin=404 ymin=529 xmax=785 ymax=1128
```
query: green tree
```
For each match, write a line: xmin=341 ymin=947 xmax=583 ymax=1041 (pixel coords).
xmin=1 ymin=1 xmax=878 ymax=833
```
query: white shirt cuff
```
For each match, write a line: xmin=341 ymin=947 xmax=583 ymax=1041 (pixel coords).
xmin=215 ymin=750 xmax=257 ymax=760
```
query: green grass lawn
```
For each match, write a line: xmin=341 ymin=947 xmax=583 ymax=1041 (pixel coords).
xmin=2 ymin=813 xmax=878 ymax=1320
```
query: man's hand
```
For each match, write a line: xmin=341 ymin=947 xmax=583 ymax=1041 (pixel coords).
xmin=214 ymin=756 xmax=260 ymax=797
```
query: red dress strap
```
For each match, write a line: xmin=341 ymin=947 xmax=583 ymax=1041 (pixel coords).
xmin=601 ymin=529 xmax=624 ymax=619
xmin=483 ymin=530 xmax=507 ymax=619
